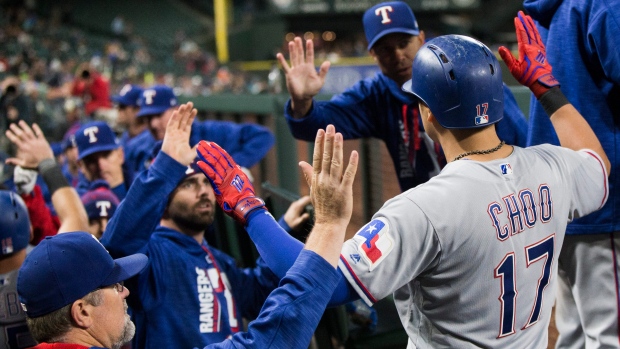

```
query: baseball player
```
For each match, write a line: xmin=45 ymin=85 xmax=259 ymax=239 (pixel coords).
xmin=511 ymin=1 xmax=620 ymax=347
xmin=0 ymin=191 xmax=36 ymax=349
xmin=74 ymin=120 xmax=133 ymax=200
xmin=198 ymin=16 xmax=610 ymax=348
xmin=112 ymin=84 xmax=156 ymax=176
xmin=136 ymin=84 xmax=275 ymax=169
xmin=278 ymin=0 xmax=528 ymax=192
xmin=99 ymin=102 xmax=284 ymax=349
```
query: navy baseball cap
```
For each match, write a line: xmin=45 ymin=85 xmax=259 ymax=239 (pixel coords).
xmin=136 ymin=85 xmax=178 ymax=118
xmin=111 ymin=84 xmax=143 ymax=107
xmin=61 ymin=134 xmax=77 ymax=152
xmin=81 ymin=180 xmax=120 ymax=221
xmin=363 ymin=1 xmax=420 ymax=50
xmin=75 ymin=121 xmax=120 ymax=160
xmin=17 ymin=232 xmax=148 ymax=318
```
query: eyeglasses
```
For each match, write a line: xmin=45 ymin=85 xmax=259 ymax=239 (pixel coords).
xmin=100 ymin=281 xmax=124 ymax=293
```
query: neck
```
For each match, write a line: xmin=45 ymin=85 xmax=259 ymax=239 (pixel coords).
xmin=441 ymin=127 xmax=513 ymax=163
xmin=59 ymin=329 xmax=106 ymax=349
xmin=0 ymin=250 xmax=26 ymax=274
xmin=128 ymin=121 xmax=148 ymax=138
xmin=160 ymin=219 xmax=204 ymax=244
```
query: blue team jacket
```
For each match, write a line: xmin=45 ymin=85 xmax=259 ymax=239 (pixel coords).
xmin=189 ymin=120 xmax=275 ymax=169
xmin=524 ymin=0 xmax=620 ymax=234
xmin=101 ymin=152 xmax=279 ymax=349
xmin=285 ymin=72 xmax=528 ymax=191
xmin=120 ymin=128 xmax=156 ymax=177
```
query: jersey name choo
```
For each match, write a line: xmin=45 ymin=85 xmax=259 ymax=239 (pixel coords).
xmin=487 ymin=184 xmax=553 ymax=241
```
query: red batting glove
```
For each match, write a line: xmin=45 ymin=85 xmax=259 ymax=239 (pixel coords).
xmin=498 ymin=11 xmax=559 ymax=99
xmin=195 ymin=140 xmax=266 ymax=226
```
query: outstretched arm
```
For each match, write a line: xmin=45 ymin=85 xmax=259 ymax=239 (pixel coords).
xmin=101 ymin=103 xmax=197 ymax=256
xmin=5 ymin=121 xmax=88 ymax=233
xmin=197 ymin=125 xmax=359 ymax=305
xmin=205 ymin=125 xmax=358 ymax=349
xmin=499 ymin=11 xmax=610 ymax=173
xmin=276 ymin=37 xmax=331 ymax=119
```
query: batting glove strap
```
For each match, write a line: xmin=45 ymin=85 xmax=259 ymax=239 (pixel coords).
xmin=228 ymin=196 xmax=266 ymax=226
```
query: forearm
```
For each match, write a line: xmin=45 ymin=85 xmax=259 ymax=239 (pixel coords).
xmin=38 ymin=158 xmax=88 ymax=233
xmin=543 ymin=88 xmax=611 ymax=173
xmin=245 ymin=209 xmax=356 ymax=306
xmin=303 ymin=222 xmax=347 ymax=267
xmin=245 ymin=210 xmax=304 ymax=278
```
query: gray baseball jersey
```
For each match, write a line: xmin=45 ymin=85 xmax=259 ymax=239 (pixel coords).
xmin=0 ymin=270 xmax=36 ymax=348
xmin=339 ymin=145 xmax=608 ymax=348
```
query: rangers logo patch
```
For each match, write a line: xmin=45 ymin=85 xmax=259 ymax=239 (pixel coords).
xmin=354 ymin=218 xmax=393 ymax=270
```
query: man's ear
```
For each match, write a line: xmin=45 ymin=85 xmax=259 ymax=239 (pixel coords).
xmin=417 ymin=30 xmax=426 ymax=44
xmin=71 ymin=298 xmax=95 ymax=328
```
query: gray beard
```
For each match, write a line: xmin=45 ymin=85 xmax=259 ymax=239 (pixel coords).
xmin=111 ymin=312 xmax=136 ymax=349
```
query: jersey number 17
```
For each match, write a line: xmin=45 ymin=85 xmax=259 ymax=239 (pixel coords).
xmin=494 ymin=234 xmax=555 ymax=338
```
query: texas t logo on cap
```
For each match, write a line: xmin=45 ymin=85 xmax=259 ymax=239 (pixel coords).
xmin=375 ymin=5 xmax=393 ymax=24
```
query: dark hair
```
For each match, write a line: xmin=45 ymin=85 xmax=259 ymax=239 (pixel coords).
xmin=81 ymin=70 xmax=91 ymax=79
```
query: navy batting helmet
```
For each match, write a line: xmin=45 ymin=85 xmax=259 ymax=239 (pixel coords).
xmin=402 ymin=35 xmax=503 ymax=129
xmin=0 ymin=190 xmax=30 ymax=256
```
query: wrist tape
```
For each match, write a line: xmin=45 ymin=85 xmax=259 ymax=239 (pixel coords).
xmin=38 ymin=158 xmax=70 ymax=195
xmin=539 ymin=87 xmax=570 ymax=117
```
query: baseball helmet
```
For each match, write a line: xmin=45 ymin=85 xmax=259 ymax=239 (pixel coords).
xmin=0 ymin=190 xmax=31 ymax=256
xmin=402 ymin=35 xmax=503 ymax=129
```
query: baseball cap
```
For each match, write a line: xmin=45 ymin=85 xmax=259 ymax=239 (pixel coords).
xmin=81 ymin=180 xmax=120 ymax=221
xmin=111 ymin=84 xmax=143 ymax=107
xmin=75 ymin=121 xmax=120 ymax=160
xmin=136 ymin=85 xmax=178 ymax=118
xmin=61 ymin=134 xmax=77 ymax=152
xmin=17 ymin=232 xmax=148 ymax=318
xmin=363 ymin=1 xmax=420 ymax=50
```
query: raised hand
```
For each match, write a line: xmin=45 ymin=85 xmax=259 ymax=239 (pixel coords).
xmin=299 ymin=125 xmax=358 ymax=229
xmin=5 ymin=121 xmax=54 ymax=169
xmin=160 ymin=102 xmax=198 ymax=166
xmin=195 ymin=141 xmax=266 ymax=226
xmin=498 ymin=11 xmax=559 ymax=98
xmin=276 ymin=37 xmax=331 ymax=118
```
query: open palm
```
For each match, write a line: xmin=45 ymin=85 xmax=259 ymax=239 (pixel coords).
xmin=277 ymin=37 xmax=330 ymax=103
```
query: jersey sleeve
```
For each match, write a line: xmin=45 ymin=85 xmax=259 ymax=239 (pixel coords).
xmin=205 ymin=250 xmax=340 ymax=349
xmin=284 ymin=78 xmax=383 ymax=141
xmin=565 ymin=149 xmax=609 ymax=221
xmin=338 ymin=195 xmax=441 ymax=306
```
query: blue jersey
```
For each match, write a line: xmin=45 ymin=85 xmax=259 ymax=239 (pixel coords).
xmin=120 ymin=128 xmax=156 ymax=177
xmin=524 ymin=0 xmax=620 ymax=234
xmin=189 ymin=120 xmax=275 ymax=169
xmin=76 ymin=164 xmax=133 ymax=201
xmin=101 ymin=152 xmax=279 ymax=349
xmin=285 ymin=73 xmax=527 ymax=191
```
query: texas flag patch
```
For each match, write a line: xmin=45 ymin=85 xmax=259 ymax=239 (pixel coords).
xmin=353 ymin=218 xmax=394 ymax=271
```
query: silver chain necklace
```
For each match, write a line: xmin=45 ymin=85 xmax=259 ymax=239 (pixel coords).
xmin=452 ymin=141 xmax=505 ymax=162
